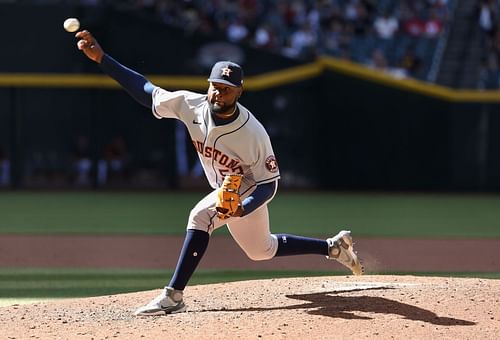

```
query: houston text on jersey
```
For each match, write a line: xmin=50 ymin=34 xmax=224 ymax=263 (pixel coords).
xmin=192 ymin=140 xmax=243 ymax=174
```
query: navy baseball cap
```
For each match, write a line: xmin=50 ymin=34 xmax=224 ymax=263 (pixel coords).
xmin=207 ymin=61 xmax=243 ymax=87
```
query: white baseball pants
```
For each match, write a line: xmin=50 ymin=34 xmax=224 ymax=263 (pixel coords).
xmin=187 ymin=189 xmax=278 ymax=261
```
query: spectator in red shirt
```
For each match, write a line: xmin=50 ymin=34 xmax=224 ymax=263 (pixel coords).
xmin=423 ymin=11 xmax=443 ymax=38
xmin=402 ymin=16 xmax=425 ymax=37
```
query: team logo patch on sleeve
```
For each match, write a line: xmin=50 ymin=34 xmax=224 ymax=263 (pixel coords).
xmin=265 ymin=155 xmax=279 ymax=173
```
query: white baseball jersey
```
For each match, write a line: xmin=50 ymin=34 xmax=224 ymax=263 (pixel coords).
xmin=152 ymin=88 xmax=280 ymax=194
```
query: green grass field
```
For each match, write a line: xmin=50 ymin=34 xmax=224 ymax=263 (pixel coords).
xmin=1 ymin=191 xmax=500 ymax=237
xmin=1 ymin=191 xmax=499 ymax=304
xmin=1 ymin=268 xmax=499 ymax=307
xmin=0 ymin=268 xmax=330 ymax=299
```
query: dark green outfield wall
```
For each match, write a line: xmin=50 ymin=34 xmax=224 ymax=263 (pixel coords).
xmin=319 ymin=71 xmax=453 ymax=190
xmin=318 ymin=71 xmax=500 ymax=191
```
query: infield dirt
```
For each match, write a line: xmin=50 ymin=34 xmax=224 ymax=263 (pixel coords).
xmin=1 ymin=275 xmax=499 ymax=339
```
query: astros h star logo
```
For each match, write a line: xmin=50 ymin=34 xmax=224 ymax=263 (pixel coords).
xmin=221 ymin=67 xmax=232 ymax=77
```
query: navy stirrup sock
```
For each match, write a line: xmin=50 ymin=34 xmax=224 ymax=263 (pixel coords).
xmin=275 ymin=234 xmax=328 ymax=256
xmin=169 ymin=229 xmax=210 ymax=291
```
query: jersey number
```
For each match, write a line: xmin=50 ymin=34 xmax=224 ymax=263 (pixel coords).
xmin=219 ymin=168 xmax=243 ymax=177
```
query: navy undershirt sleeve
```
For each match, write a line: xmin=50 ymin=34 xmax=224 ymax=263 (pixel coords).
xmin=241 ymin=181 xmax=276 ymax=216
xmin=99 ymin=54 xmax=153 ymax=108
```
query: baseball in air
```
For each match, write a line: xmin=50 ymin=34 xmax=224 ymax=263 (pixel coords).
xmin=63 ymin=18 xmax=80 ymax=32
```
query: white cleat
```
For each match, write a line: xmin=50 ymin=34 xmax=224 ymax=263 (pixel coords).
xmin=134 ymin=287 xmax=186 ymax=316
xmin=326 ymin=230 xmax=364 ymax=275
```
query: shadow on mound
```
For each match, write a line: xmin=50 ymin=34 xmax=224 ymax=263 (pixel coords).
xmin=212 ymin=288 xmax=476 ymax=326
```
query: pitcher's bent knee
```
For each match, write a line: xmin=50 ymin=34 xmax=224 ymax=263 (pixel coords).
xmin=242 ymin=234 xmax=278 ymax=261
xmin=246 ymin=252 xmax=274 ymax=261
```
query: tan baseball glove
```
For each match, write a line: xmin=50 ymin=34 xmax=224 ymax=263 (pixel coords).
xmin=214 ymin=174 xmax=244 ymax=219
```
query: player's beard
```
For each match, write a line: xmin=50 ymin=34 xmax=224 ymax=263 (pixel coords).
xmin=208 ymin=98 xmax=237 ymax=115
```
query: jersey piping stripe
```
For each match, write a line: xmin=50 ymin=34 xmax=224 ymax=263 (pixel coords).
xmin=151 ymin=87 xmax=163 ymax=119
xmin=255 ymin=175 xmax=281 ymax=185
xmin=240 ymin=179 xmax=278 ymax=196
xmin=211 ymin=107 xmax=251 ymax=185
xmin=202 ymin=103 xmax=209 ymax=146
xmin=152 ymin=105 xmax=161 ymax=119
xmin=240 ymin=184 xmax=256 ymax=197
xmin=268 ymin=180 xmax=279 ymax=202
xmin=207 ymin=212 xmax=218 ymax=234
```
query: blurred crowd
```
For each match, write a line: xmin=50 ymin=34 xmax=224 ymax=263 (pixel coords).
xmin=123 ymin=0 xmax=451 ymax=79
xmin=478 ymin=0 xmax=500 ymax=88
xmin=0 ymin=135 xmax=131 ymax=189
xmin=27 ymin=0 xmax=452 ymax=80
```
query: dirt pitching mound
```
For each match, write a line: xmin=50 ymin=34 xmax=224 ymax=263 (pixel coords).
xmin=1 ymin=275 xmax=498 ymax=340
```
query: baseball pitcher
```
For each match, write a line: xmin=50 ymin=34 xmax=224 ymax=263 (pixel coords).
xmin=75 ymin=30 xmax=363 ymax=316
